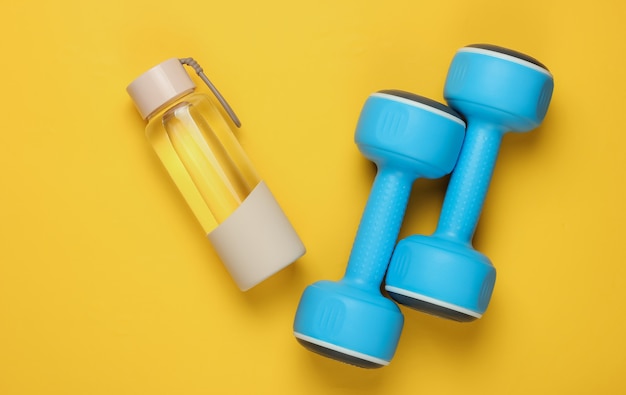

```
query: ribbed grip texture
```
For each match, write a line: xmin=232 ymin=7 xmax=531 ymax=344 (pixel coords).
xmin=344 ymin=168 xmax=414 ymax=289
xmin=436 ymin=124 xmax=504 ymax=243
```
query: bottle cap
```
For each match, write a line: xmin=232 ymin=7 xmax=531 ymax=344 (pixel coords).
xmin=208 ymin=181 xmax=306 ymax=291
xmin=127 ymin=58 xmax=196 ymax=120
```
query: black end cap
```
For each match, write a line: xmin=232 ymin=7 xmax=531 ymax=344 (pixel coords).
xmin=388 ymin=291 xmax=478 ymax=322
xmin=296 ymin=338 xmax=384 ymax=369
xmin=377 ymin=89 xmax=465 ymax=123
xmin=467 ymin=44 xmax=548 ymax=71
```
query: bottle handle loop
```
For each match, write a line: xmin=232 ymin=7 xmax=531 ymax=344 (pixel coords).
xmin=179 ymin=57 xmax=242 ymax=128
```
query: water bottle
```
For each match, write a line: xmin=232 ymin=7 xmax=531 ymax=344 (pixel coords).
xmin=127 ymin=58 xmax=305 ymax=291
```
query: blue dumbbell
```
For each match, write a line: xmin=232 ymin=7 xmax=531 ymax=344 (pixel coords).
xmin=293 ymin=90 xmax=465 ymax=367
xmin=385 ymin=44 xmax=554 ymax=321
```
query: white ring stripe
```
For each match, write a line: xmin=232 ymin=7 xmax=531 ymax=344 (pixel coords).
xmin=458 ymin=47 xmax=553 ymax=77
xmin=370 ymin=92 xmax=466 ymax=127
xmin=293 ymin=332 xmax=390 ymax=366
xmin=385 ymin=286 xmax=482 ymax=318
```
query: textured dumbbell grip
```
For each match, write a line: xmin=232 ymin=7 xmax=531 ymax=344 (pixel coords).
xmin=435 ymin=123 xmax=504 ymax=243
xmin=343 ymin=167 xmax=414 ymax=290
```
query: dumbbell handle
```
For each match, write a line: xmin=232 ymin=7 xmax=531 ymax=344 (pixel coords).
xmin=343 ymin=167 xmax=415 ymax=290
xmin=435 ymin=123 xmax=504 ymax=243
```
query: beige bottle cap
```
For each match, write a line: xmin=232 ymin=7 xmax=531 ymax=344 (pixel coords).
xmin=127 ymin=58 xmax=196 ymax=120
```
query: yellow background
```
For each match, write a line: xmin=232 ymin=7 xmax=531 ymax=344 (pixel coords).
xmin=1 ymin=0 xmax=624 ymax=393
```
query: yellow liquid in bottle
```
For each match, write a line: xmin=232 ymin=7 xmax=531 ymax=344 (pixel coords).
xmin=146 ymin=93 xmax=260 ymax=234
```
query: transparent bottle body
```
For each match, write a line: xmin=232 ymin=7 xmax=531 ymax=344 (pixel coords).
xmin=146 ymin=92 xmax=261 ymax=234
